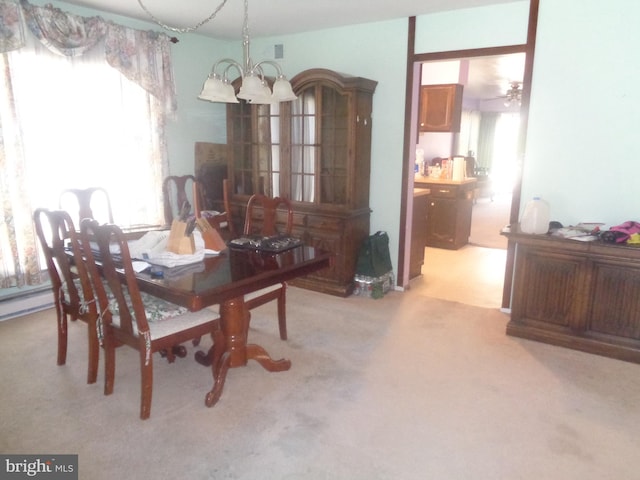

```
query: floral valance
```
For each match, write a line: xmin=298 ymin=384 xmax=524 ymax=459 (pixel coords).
xmin=0 ymin=0 xmax=24 ymax=51
xmin=105 ymin=25 xmax=176 ymax=113
xmin=21 ymin=0 xmax=106 ymax=56
xmin=0 ymin=0 xmax=176 ymax=112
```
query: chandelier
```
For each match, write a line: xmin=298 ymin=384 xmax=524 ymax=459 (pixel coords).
xmin=504 ymin=82 xmax=522 ymax=107
xmin=137 ymin=0 xmax=297 ymax=104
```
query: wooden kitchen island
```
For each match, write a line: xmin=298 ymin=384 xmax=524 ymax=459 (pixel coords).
xmin=414 ymin=176 xmax=476 ymax=250
xmin=504 ymin=226 xmax=640 ymax=364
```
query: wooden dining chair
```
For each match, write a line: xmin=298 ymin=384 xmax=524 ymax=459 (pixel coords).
xmin=193 ymin=178 xmax=236 ymax=241
xmin=243 ymin=194 xmax=294 ymax=340
xmin=162 ymin=174 xmax=195 ymax=225
xmin=33 ymin=208 xmax=100 ymax=384
xmin=79 ymin=218 xmax=221 ymax=420
xmin=59 ymin=187 xmax=114 ymax=226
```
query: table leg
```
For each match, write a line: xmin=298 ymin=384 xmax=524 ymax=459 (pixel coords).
xmin=205 ymin=327 xmax=230 ymax=408
xmin=203 ymin=296 xmax=291 ymax=407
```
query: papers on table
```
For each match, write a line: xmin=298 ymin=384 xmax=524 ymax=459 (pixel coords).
xmin=127 ymin=230 xmax=221 ymax=268
xmin=117 ymin=260 xmax=151 ymax=274
xmin=127 ymin=230 xmax=170 ymax=259
xmin=550 ymin=227 xmax=599 ymax=242
xmin=131 ymin=261 xmax=151 ymax=273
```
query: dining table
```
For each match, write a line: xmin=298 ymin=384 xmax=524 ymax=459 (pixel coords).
xmin=130 ymin=243 xmax=332 ymax=407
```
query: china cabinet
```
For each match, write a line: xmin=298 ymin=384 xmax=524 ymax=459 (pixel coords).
xmin=418 ymin=84 xmax=463 ymax=132
xmin=225 ymin=69 xmax=377 ymax=296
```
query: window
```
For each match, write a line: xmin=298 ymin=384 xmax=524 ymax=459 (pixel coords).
xmin=0 ymin=2 xmax=175 ymax=294
xmin=3 ymin=48 xmax=165 ymax=226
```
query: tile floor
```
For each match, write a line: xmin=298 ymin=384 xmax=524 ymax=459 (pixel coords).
xmin=411 ymin=244 xmax=507 ymax=309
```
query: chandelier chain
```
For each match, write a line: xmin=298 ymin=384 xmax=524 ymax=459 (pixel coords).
xmin=136 ymin=0 xmax=230 ymax=34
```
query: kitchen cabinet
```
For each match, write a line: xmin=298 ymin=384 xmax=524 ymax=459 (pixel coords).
xmin=504 ymin=227 xmax=640 ymax=364
xmin=418 ymin=84 xmax=463 ymax=132
xmin=410 ymin=188 xmax=430 ymax=279
xmin=414 ymin=177 xmax=476 ymax=250
xmin=225 ymin=68 xmax=377 ymax=296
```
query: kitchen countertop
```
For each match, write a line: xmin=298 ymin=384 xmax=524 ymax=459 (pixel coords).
xmin=414 ymin=174 xmax=477 ymax=186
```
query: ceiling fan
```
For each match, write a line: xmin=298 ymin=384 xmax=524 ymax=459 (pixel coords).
xmin=502 ymin=81 xmax=523 ymax=106
xmin=482 ymin=81 xmax=523 ymax=106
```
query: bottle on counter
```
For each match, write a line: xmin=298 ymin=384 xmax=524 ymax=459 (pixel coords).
xmin=520 ymin=196 xmax=550 ymax=234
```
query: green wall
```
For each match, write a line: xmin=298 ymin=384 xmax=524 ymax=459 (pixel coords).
xmin=522 ymin=0 xmax=640 ymax=226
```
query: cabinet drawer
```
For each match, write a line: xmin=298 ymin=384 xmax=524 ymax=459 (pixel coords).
xmin=305 ymin=215 xmax=344 ymax=231
xmin=428 ymin=186 xmax=458 ymax=199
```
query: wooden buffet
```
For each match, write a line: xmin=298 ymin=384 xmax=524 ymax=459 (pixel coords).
xmin=504 ymin=227 xmax=640 ymax=364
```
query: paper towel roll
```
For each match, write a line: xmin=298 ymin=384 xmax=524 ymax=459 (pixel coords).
xmin=452 ymin=157 xmax=466 ymax=181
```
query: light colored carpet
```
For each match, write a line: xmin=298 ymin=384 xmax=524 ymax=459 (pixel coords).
xmin=1 ymin=286 xmax=639 ymax=479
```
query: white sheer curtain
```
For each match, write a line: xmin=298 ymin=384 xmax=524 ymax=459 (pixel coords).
xmin=270 ymin=102 xmax=281 ymax=197
xmin=290 ymin=91 xmax=315 ymax=202
xmin=477 ymin=111 xmax=499 ymax=170
xmin=491 ymin=112 xmax=520 ymax=192
xmin=10 ymin=45 xmax=166 ymax=226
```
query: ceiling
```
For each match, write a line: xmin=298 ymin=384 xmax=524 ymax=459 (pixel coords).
xmin=60 ymin=0 xmax=525 ymax=103
xmin=61 ymin=0 xmax=520 ymax=39
xmin=458 ymin=53 xmax=526 ymax=104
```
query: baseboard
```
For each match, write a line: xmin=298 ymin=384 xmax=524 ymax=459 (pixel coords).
xmin=0 ymin=291 xmax=53 ymax=321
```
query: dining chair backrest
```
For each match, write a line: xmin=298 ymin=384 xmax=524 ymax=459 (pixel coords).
xmin=162 ymin=175 xmax=195 ymax=225
xmin=59 ymin=187 xmax=114 ymax=226
xmin=33 ymin=208 xmax=100 ymax=384
xmin=193 ymin=178 xmax=236 ymax=240
xmin=243 ymin=194 xmax=293 ymax=237
xmin=80 ymin=220 xmax=150 ymax=339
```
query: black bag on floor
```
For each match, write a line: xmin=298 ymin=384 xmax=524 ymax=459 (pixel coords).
xmin=355 ymin=231 xmax=393 ymax=278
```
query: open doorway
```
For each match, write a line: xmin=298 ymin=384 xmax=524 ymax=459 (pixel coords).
xmin=419 ymin=53 xmax=524 ymax=250
xmin=408 ymin=51 xmax=526 ymax=309
xmin=399 ymin=4 xmax=538 ymax=309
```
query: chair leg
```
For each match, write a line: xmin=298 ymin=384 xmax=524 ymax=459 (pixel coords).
xmin=277 ymin=284 xmax=287 ymax=341
xmin=139 ymin=353 xmax=153 ymax=420
xmin=86 ymin=321 xmax=99 ymax=384
xmin=159 ymin=345 xmax=188 ymax=363
xmin=56 ymin=304 xmax=68 ymax=366
xmin=160 ymin=348 xmax=176 ymax=363
xmin=103 ymin=337 xmax=116 ymax=396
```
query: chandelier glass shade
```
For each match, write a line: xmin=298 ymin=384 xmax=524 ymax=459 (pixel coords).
xmin=197 ymin=0 xmax=297 ymax=104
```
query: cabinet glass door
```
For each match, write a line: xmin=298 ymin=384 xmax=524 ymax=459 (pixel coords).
xmin=290 ymin=88 xmax=316 ymax=202
xmin=320 ymin=86 xmax=348 ymax=204
xmin=289 ymin=85 xmax=348 ymax=205
xmin=228 ymin=73 xmax=352 ymax=208
xmin=228 ymin=102 xmax=280 ymax=197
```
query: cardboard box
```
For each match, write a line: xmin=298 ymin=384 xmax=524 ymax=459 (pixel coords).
xmin=353 ymin=271 xmax=394 ymax=299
